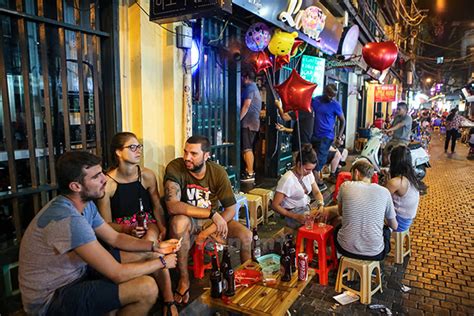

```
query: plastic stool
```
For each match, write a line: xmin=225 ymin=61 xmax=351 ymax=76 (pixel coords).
xmin=243 ymin=194 xmax=264 ymax=228
xmin=248 ymin=188 xmax=274 ymax=224
xmin=295 ymin=224 xmax=338 ymax=285
xmin=188 ymin=239 xmax=219 ymax=279
xmin=335 ymin=256 xmax=382 ymax=304
xmin=234 ymin=193 xmax=250 ymax=228
xmin=393 ymin=229 xmax=411 ymax=264
xmin=2 ymin=262 xmax=19 ymax=297
xmin=333 ymin=171 xmax=379 ymax=202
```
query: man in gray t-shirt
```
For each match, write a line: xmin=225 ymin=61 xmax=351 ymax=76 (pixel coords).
xmin=240 ymin=70 xmax=262 ymax=181
xmin=384 ymin=102 xmax=412 ymax=164
xmin=19 ymin=151 xmax=179 ymax=315
xmin=334 ymin=160 xmax=398 ymax=260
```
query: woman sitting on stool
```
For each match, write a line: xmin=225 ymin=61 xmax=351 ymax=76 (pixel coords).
xmin=272 ymin=144 xmax=325 ymax=230
xmin=385 ymin=146 xmax=422 ymax=232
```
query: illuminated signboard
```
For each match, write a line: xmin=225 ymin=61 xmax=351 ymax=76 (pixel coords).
xmin=374 ymin=84 xmax=397 ymax=103
xmin=300 ymin=55 xmax=325 ymax=97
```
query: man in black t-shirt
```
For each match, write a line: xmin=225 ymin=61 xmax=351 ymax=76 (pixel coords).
xmin=164 ymin=135 xmax=252 ymax=304
xmin=275 ymin=99 xmax=315 ymax=161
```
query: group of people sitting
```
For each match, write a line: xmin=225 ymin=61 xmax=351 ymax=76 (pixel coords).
xmin=19 ymin=134 xmax=252 ymax=316
xmin=272 ymin=144 xmax=422 ymax=261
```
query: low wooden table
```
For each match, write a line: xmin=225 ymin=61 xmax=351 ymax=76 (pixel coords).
xmin=200 ymin=260 xmax=315 ymax=316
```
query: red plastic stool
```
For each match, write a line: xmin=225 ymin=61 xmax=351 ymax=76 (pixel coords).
xmin=295 ymin=224 xmax=338 ymax=285
xmin=333 ymin=171 xmax=379 ymax=202
xmin=188 ymin=238 xmax=219 ymax=279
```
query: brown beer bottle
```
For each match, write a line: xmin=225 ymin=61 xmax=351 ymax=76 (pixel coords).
xmin=281 ymin=243 xmax=292 ymax=282
xmin=221 ymin=247 xmax=235 ymax=296
xmin=210 ymin=255 xmax=223 ymax=298
xmin=286 ymin=234 xmax=296 ymax=273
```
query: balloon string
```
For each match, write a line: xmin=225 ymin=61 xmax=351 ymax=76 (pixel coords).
xmin=264 ymin=69 xmax=278 ymax=100
xmin=296 ymin=111 xmax=302 ymax=172
xmin=271 ymin=126 xmax=279 ymax=158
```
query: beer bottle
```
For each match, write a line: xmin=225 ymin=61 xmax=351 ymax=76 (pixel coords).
xmin=251 ymin=227 xmax=261 ymax=261
xmin=210 ymin=255 xmax=223 ymax=298
xmin=281 ymin=246 xmax=292 ymax=282
xmin=222 ymin=248 xmax=235 ymax=296
xmin=280 ymin=243 xmax=287 ymax=277
xmin=286 ymin=234 xmax=296 ymax=273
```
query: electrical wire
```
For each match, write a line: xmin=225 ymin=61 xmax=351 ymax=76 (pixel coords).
xmin=208 ymin=20 xmax=229 ymax=45
xmin=416 ymin=38 xmax=463 ymax=52
xmin=134 ymin=0 xmax=178 ymax=36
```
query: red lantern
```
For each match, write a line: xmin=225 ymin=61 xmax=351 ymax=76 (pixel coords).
xmin=275 ymin=54 xmax=290 ymax=71
xmin=249 ymin=51 xmax=272 ymax=74
xmin=362 ymin=41 xmax=398 ymax=72
xmin=274 ymin=69 xmax=317 ymax=113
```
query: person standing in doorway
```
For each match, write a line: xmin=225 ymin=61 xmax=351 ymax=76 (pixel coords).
xmin=311 ymin=84 xmax=346 ymax=191
xmin=240 ymin=70 xmax=262 ymax=182
xmin=444 ymin=108 xmax=463 ymax=154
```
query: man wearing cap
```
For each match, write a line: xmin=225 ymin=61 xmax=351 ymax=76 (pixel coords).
xmin=311 ymin=84 xmax=346 ymax=191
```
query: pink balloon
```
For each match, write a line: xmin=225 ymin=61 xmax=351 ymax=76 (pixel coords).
xmin=362 ymin=41 xmax=398 ymax=72
xmin=274 ymin=69 xmax=317 ymax=113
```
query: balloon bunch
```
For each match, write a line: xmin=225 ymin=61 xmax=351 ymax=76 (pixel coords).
xmin=244 ymin=23 xmax=314 ymax=113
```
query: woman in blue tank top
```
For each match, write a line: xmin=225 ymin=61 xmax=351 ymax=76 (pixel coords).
xmin=97 ymin=132 xmax=177 ymax=316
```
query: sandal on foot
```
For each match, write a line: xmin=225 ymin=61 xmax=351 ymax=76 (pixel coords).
xmin=163 ymin=301 xmax=178 ymax=316
xmin=174 ymin=288 xmax=190 ymax=305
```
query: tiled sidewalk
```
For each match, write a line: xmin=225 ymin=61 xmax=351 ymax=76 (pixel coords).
xmin=289 ymin=134 xmax=474 ymax=315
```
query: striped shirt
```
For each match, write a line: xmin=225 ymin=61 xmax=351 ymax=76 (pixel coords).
xmin=337 ymin=181 xmax=396 ymax=256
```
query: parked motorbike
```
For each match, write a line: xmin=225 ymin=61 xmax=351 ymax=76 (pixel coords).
xmin=355 ymin=128 xmax=430 ymax=180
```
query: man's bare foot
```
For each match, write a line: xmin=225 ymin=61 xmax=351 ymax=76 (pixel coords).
xmin=174 ymin=280 xmax=190 ymax=305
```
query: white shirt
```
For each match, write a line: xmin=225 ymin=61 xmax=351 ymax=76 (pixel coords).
xmin=276 ymin=170 xmax=315 ymax=209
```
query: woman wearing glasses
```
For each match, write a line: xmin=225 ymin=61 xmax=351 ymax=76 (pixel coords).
xmin=97 ymin=132 xmax=177 ymax=316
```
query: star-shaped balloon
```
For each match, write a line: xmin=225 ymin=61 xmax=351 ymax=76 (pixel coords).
xmin=275 ymin=54 xmax=290 ymax=71
xmin=274 ymin=69 xmax=317 ymax=113
xmin=249 ymin=51 xmax=272 ymax=74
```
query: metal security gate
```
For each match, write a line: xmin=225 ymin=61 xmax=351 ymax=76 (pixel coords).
xmin=192 ymin=18 xmax=241 ymax=189
xmin=0 ymin=0 xmax=110 ymax=246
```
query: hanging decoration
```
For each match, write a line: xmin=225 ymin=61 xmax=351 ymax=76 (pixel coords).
xmin=362 ymin=41 xmax=398 ymax=72
xmin=275 ymin=54 xmax=290 ymax=71
xmin=274 ymin=69 xmax=317 ymax=113
xmin=301 ymin=6 xmax=327 ymax=41
xmin=245 ymin=22 xmax=272 ymax=52
xmin=290 ymin=39 xmax=304 ymax=57
xmin=249 ymin=51 xmax=272 ymax=74
xmin=268 ymin=29 xmax=299 ymax=56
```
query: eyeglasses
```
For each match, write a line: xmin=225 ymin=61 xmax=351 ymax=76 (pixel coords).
xmin=123 ymin=144 xmax=143 ymax=152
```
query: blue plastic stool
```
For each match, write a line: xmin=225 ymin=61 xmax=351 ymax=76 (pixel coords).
xmin=234 ymin=193 xmax=250 ymax=229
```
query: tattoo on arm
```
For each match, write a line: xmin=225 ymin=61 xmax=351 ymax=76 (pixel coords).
xmin=165 ymin=181 xmax=181 ymax=202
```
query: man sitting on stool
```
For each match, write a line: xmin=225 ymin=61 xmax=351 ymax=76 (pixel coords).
xmin=333 ymin=160 xmax=398 ymax=261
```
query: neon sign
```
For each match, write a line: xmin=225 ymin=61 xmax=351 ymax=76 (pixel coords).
xmin=278 ymin=0 xmax=326 ymax=41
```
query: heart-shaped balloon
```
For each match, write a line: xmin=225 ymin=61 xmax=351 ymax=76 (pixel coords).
xmin=362 ymin=41 xmax=398 ymax=72
xmin=274 ymin=69 xmax=317 ymax=113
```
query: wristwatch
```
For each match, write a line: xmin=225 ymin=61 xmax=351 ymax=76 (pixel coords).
xmin=209 ymin=208 xmax=216 ymax=219
xmin=317 ymin=200 xmax=325 ymax=208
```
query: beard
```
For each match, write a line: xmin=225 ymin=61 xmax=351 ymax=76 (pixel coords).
xmin=186 ymin=160 xmax=205 ymax=173
xmin=80 ymin=186 xmax=106 ymax=202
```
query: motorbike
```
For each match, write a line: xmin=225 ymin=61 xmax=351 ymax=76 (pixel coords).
xmin=355 ymin=128 xmax=430 ymax=180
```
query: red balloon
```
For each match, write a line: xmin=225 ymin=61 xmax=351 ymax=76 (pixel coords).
xmin=274 ymin=69 xmax=317 ymax=113
xmin=275 ymin=54 xmax=290 ymax=71
xmin=290 ymin=39 xmax=304 ymax=57
xmin=249 ymin=51 xmax=272 ymax=74
xmin=362 ymin=41 xmax=398 ymax=72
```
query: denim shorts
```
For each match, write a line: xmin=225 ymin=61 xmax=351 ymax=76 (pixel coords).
xmin=312 ymin=137 xmax=333 ymax=171
xmin=46 ymin=248 xmax=122 ymax=315
xmin=284 ymin=206 xmax=306 ymax=229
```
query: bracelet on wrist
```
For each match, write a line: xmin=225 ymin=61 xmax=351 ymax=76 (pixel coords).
xmin=159 ymin=256 xmax=167 ymax=268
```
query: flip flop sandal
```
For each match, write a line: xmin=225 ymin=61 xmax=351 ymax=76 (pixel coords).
xmin=174 ymin=288 xmax=190 ymax=305
xmin=163 ymin=301 xmax=178 ymax=316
